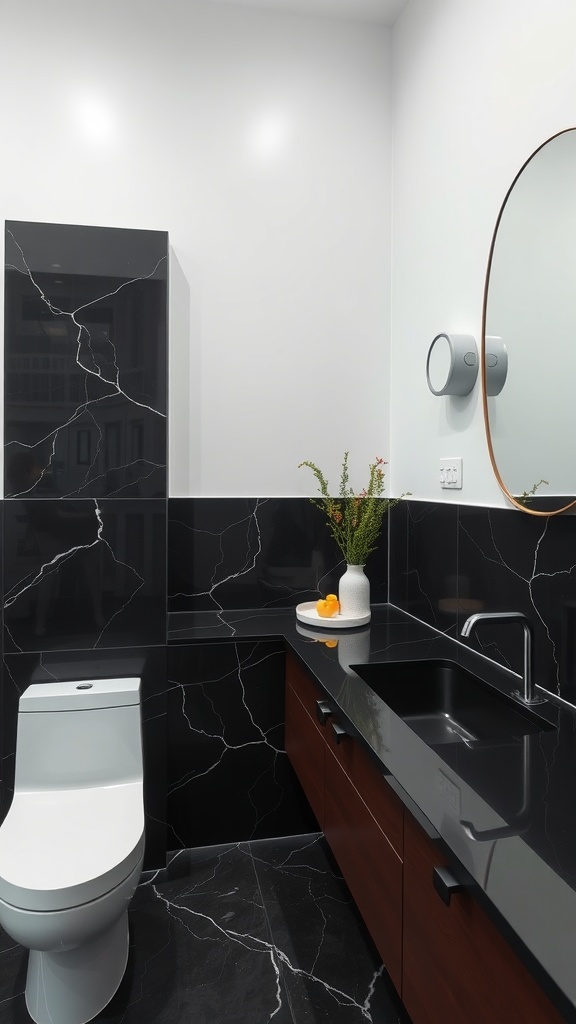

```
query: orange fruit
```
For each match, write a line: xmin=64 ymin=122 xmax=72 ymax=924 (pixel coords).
xmin=317 ymin=598 xmax=339 ymax=617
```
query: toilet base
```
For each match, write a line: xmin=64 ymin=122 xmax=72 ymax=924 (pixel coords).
xmin=25 ymin=910 xmax=129 ymax=1024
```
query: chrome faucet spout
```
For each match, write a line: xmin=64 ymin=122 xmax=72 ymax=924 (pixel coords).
xmin=460 ymin=611 xmax=545 ymax=706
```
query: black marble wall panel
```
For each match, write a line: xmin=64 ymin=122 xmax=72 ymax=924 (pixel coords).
xmin=168 ymin=497 xmax=389 ymax=614
xmin=5 ymin=221 xmax=167 ymax=499
xmin=167 ymin=642 xmax=317 ymax=849
xmin=458 ymin=505 xmax=576 ymax=700
xmin=390 ymin=499 xmax=576 ymax=704
xmin=1 ymin=221 xmax=169 ymax=871
xmin=389 ymin=500 xmax=459 ymax=638
xmin=1 ymin=647 xmax=167 ymax=870
xmin=3 ymin=498 xmax=166 ymax=652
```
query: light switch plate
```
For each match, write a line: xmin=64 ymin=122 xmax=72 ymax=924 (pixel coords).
xmin=440 ymin=457 xmax=462 ymax=489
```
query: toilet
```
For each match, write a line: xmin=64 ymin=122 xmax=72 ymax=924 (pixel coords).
xmin=0 ymin=677 xmax=145 ymax=1024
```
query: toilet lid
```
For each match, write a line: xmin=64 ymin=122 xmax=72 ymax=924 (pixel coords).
xmin=0 ymin=782 xmax=145 ymax=911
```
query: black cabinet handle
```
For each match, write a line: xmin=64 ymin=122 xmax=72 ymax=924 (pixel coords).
xmin=316 ymin=700 xmax=333 ymax=725
xmin=331 ymin=721 xmax=348 ymax=744
xmin=433 ymin=866 xmax=465 ymax=906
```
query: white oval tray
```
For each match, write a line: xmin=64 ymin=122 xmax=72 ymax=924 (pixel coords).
xmin=295 ymin=601 xmax=371 ymax=629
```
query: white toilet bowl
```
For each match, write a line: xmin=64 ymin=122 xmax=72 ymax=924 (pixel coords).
xmin=0 ymin=677 xmax=145 ymax=1024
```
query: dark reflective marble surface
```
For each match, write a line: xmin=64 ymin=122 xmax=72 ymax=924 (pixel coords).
xmin=0 ymin=834 xmax=410 ymax=1024
xmin=3 ymin=498 xmax=166 ymax=652
xmin=5 ymin=221 xmax=167 ymax=500
xmin=168 ymin=497 xmax=389 ymax=614
xmin=169 ymin=603 xmax=576 ymax=1020
xmin=167 ymin=642 xmax=316 ymax=849
xmin=390 ymin=500 xmax=576 ymax=704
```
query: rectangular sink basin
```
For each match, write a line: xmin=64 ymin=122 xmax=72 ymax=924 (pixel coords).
xmin=350 ymin=659 xmax=554 ymax=746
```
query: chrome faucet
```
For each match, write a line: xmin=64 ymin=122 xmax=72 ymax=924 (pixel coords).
xmin=461 ymin=611 xmax=546 ymax=706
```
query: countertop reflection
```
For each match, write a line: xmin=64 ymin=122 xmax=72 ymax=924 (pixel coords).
xmin=169 ymin=603 xmax=576 ymax=1019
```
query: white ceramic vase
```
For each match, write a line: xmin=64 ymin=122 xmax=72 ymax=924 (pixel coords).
xmin=338 ymin=564 xmax=371 ymax=621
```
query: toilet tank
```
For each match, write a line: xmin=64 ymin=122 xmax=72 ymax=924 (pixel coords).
xmin=14 ymin=678 xmax=143 ymax=792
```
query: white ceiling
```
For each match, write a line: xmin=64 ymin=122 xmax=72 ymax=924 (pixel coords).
xmin=205 ymin=0 xmax=408 ymax=25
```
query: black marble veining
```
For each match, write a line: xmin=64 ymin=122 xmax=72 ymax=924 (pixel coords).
xmin=168 ymin=497 xmax=389 ymax=614
xmin=4 ymin=221 xmax=167 ymax=500
xmin=168 ymin=603 xmax=576 ymax=1020
xmin=1 ymin=221 xmax=170 ymax=894
xmin=388 ymin=500 xmax=458 ymax=636
xmin=167 ymin=642 xmax=316 ymax=849
xmin=390 ymin=499 xmax=576 ymax=704
xmin=0 ymin=834 xmax=409 ymax=1024
xmin=3 ymin=498 xmax=166 ymax=653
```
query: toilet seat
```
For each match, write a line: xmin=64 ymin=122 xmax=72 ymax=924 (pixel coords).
xmin=0 ymin=782 xmax=144 ymax=912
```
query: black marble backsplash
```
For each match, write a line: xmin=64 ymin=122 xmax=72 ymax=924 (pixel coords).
xmin=168 ymin=497 xmax=389 ymax=614
xmin=389 ymin=499 xmax=576 ymax=705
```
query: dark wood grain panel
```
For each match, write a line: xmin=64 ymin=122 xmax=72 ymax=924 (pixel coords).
xmin=286 ymin=652 xmax=404 ymax=857
xmin=324 ymin=743 xmax=403 ymax=993
xmin=402 ymin=812 xmax=565 ymax=1024
xmin=285 ymin=671 xmax=325 ymax=827
xmin=325 ymin=720 xmax=404 ymax=857
xmin=285 ymin=652 xmax=325 ymax=718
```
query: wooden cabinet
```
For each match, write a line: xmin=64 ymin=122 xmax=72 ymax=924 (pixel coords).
xmin=285 ymin=652 xmax=566 ymax=1024
xmin=323 ymin=744 xmax=403 ymax=990
xmin=285 ymin=652 xmax=404 ymax=992
xmin=284 ymin=653 xmax=325 ymax=826
xmin=402 ymin=812 xmax=565 ymax=1024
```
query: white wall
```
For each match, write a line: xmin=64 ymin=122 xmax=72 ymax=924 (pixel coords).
xmin=0 ymin=0 xmax=393 ymax=497
xmin=390 ymin=0 xmax=576 ymax=505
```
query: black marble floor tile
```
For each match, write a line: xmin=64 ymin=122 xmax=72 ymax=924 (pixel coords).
xmin=0 ymin=835 xmax=410 ymax=1024
xmin=249 ymin=834 xmax=408 ymax=1024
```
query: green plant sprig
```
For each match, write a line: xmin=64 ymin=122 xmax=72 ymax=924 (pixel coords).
xmin=298 ymin=452 xmax=407 ymax=565
xmin=516 ymin=479 xmax=549 ymax=506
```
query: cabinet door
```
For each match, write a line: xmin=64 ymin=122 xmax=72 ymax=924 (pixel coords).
xmin=324 ymin=742 xmax=403 ymax=992
xmin=325 ymin=718 xmax=404 ymax=858
xmin=285 ymin=660 xmax=325 ymax=827
xmin=402 ymin=812 xmax=565 ymax=1024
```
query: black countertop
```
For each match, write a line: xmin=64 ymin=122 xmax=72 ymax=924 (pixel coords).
xmin=169 ymin=604 xmax=576 ymax=1021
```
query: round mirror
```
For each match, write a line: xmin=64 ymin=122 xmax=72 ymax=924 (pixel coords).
xmin=482 ymin=128 xmax=576 ymax=515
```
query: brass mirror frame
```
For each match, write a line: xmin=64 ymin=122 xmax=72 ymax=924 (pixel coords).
xmin=481 ymin=127 xmax=576 ymax=517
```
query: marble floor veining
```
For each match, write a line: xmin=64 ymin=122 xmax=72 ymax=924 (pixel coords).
xmin=0 ymin=834 xmax=410 ymax=1024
